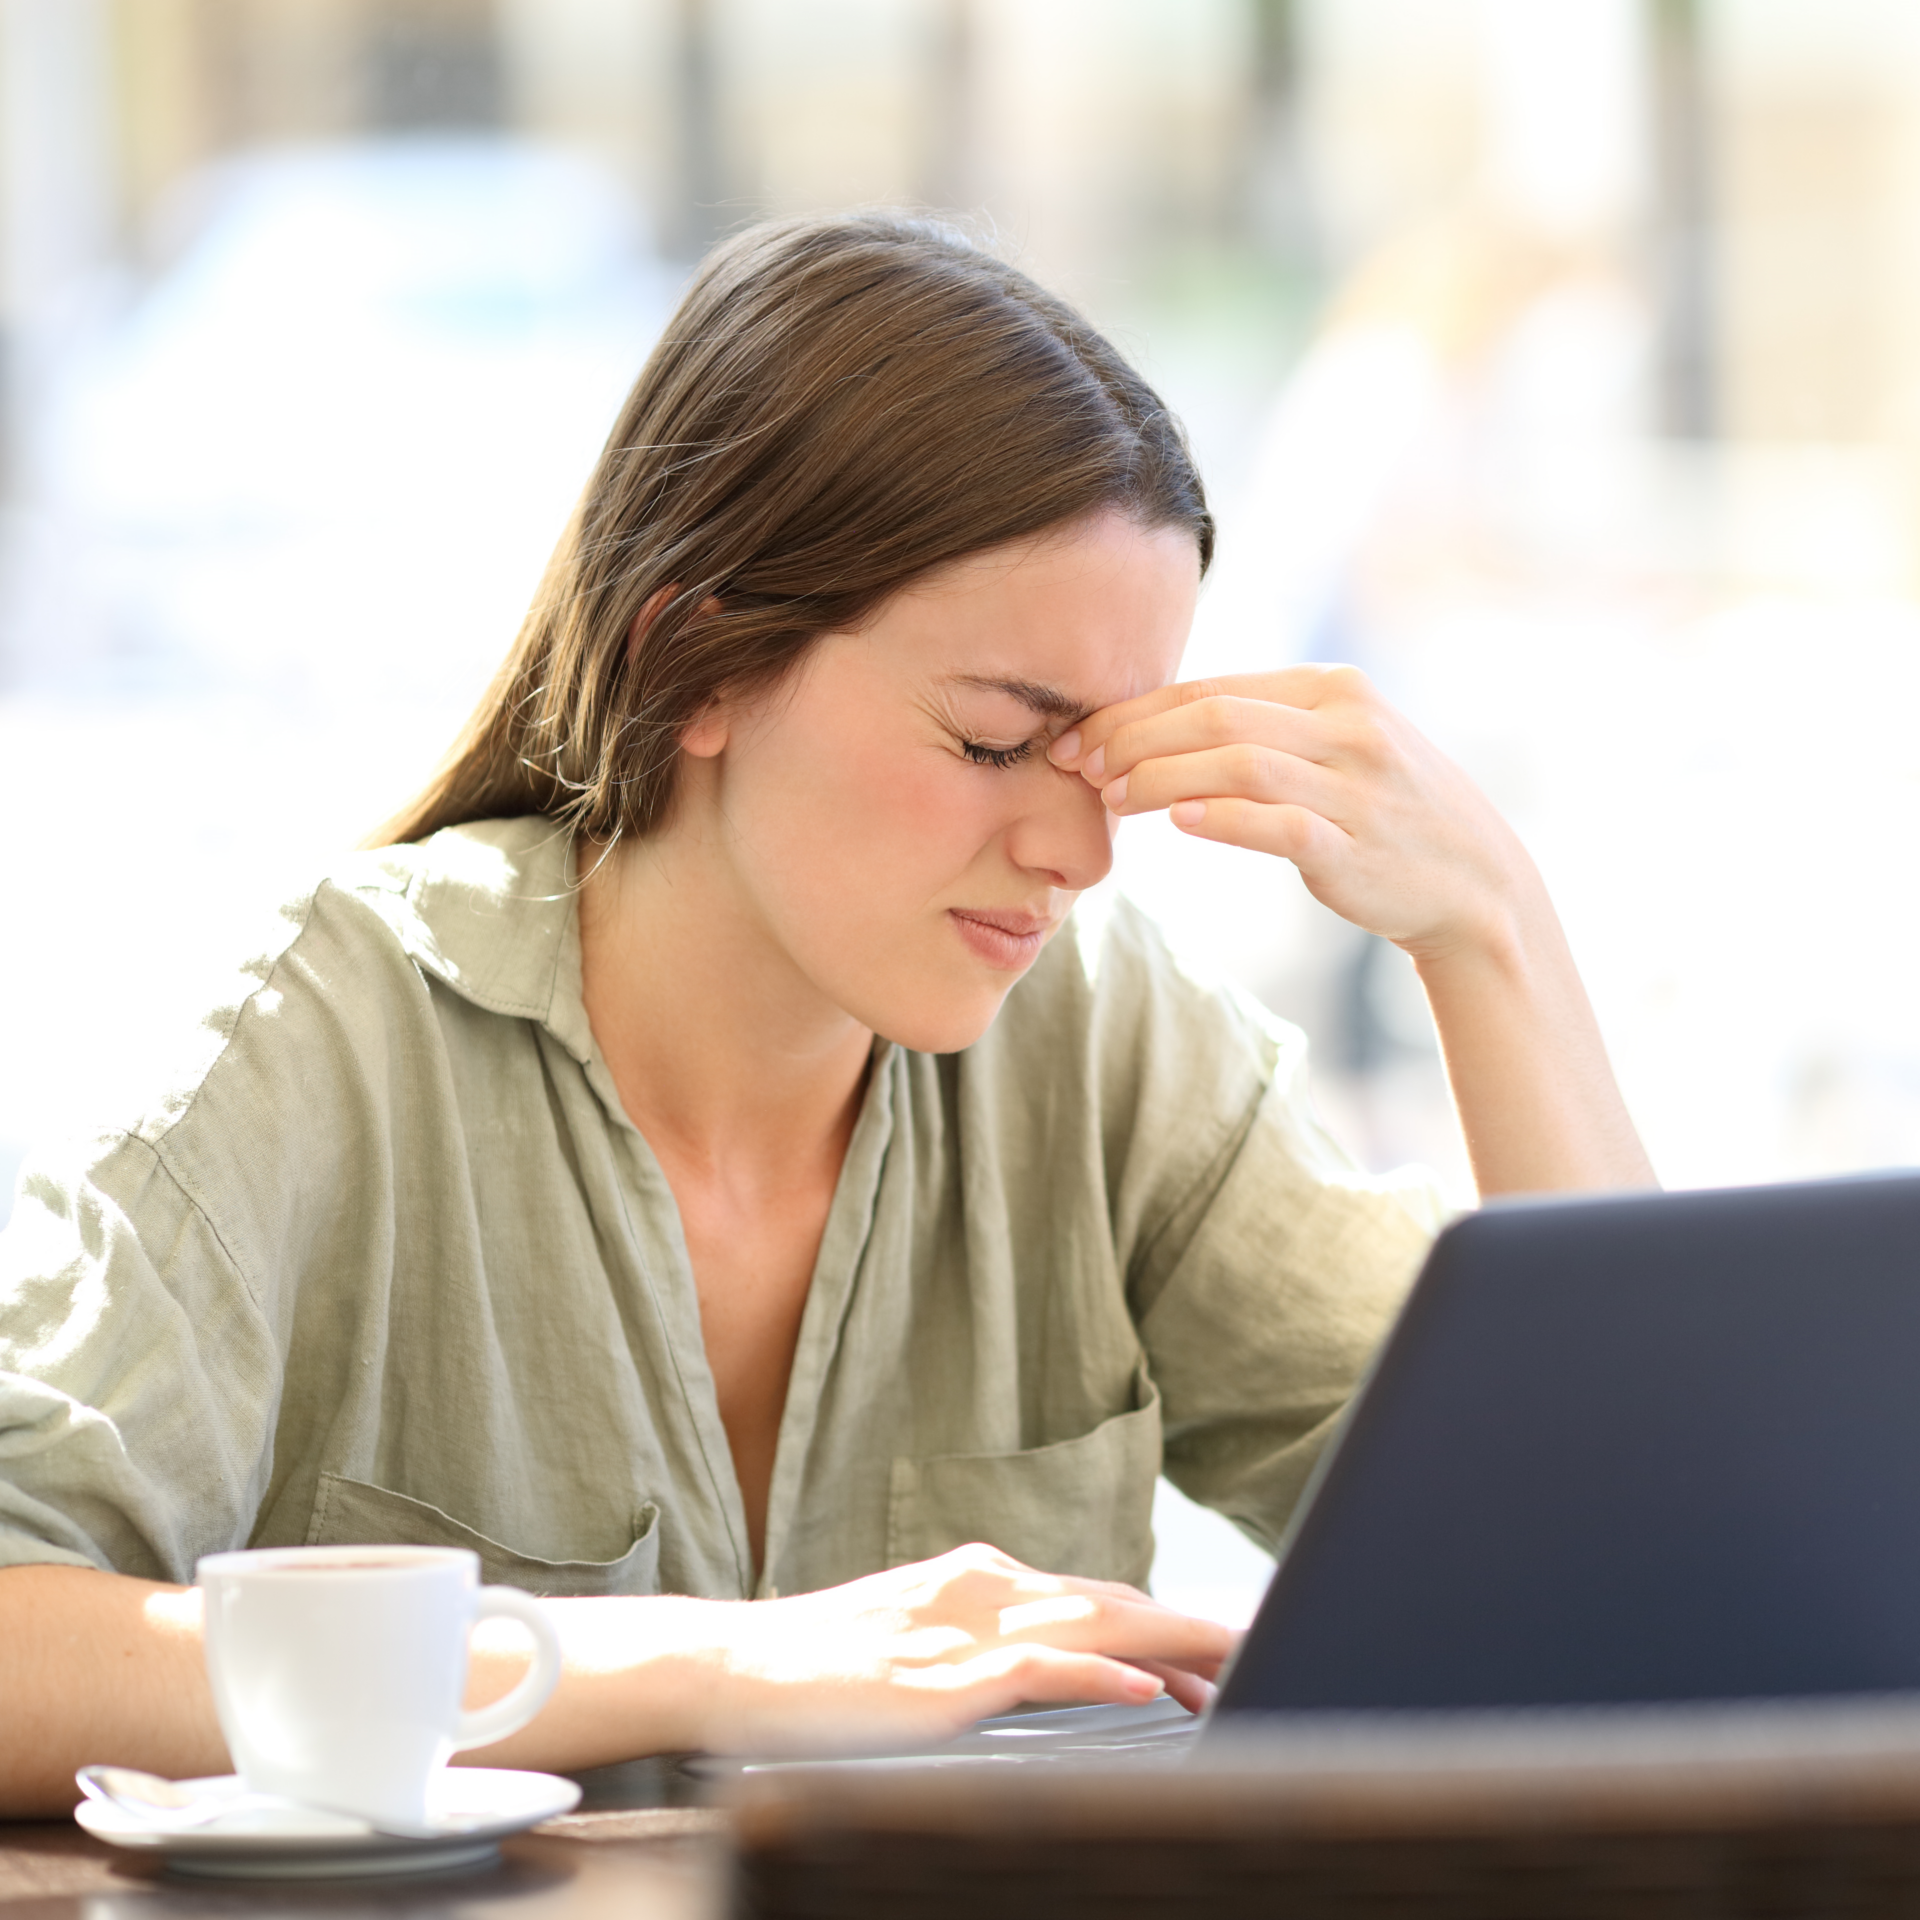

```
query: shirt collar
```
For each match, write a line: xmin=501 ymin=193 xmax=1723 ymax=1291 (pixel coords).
xmin=353 ymin=816 xmax=598 ymax=1064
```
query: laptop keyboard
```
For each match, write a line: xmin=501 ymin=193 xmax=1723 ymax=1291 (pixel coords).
xmin=686 ymin=1697 xmax=1201 ymax=1779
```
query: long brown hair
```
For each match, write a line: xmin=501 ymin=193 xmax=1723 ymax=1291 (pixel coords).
xmin=376 ymin=211 xmax=1213 ymax=848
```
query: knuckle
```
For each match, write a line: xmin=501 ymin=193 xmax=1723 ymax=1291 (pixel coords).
xmin=1071 ymin=1594 xmax=1112 ymax=1636
xmin=1274 ymin=806 xmax=1320 ymax=852
xmin=990 ymin=1639 xmax=1029 ymax=1670
xmin=1343 ymin=715 xmax=1395 ymax=767
xmin=948 ymin=1573 xmax=996 ymax=1613
xmin=1262 ymin=805 xmax=1308 ymax=856
xmin=1007 ymin=1644 xmax=1059 ymax=1684
xmin=1199 ymin=697 xmax=1248 ymax=746
xmin=1224 ymin=741 xmax=1273 ymax=792
xmin=936 ymin=1544 xmax=1025 ymax=1606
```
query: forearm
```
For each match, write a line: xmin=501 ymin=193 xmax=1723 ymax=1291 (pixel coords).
xmin=0 ymin=1567 xmax=726 ymax=1813
xmin=0 ymin=1565 xmax=226 ymax=1816
xmin=461 ymin=1595 xmax=732 ymax=1771
xmin=0 ymin=1551 xmax=1231 ymax=1812
xmin=1413 ymin=882 xmax=1655 ymax=1199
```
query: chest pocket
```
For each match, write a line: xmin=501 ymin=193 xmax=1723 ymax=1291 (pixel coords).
xmin=885 ymin=1374 xmax=1163 ymax=1589
xmin=306 ymin=1474 xmax=661 ymax=1598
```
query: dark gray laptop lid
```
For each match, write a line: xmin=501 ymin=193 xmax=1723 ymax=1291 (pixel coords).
xmin=1211 ymin=1172 xmax=1920 ymax=1719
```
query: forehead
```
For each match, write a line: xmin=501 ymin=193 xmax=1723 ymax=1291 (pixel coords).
xmin=882 ymin=513 xmax=1199 ymax=709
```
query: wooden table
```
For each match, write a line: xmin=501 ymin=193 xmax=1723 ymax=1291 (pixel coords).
xmin=20 ymin=1707 xmax=1920 ymax=1919
xmin=0 ymin=1807 xmax=728 ymax=1920
xmin=0 ymin=1760 xmax=730 ymax=1920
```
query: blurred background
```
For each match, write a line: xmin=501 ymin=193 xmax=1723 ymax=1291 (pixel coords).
xmin=5 ymin=0 xmax=1920 ymax=1618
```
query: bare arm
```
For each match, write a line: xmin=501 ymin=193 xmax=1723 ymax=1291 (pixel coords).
xmin=1410 ymin=874 xmax=1652 ymax=1195
xmin=0 ymin=1547 xmax=1232 ymax=1817
xmin=0 ymin=1567 xmax=225 ymax=1816
xmin=1054 ymin=666 xmax=1655 ymax=1198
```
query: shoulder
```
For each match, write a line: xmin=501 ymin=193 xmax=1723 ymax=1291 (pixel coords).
xmin=31 ymin=817 xmax=571 ymax=1176
xmin=322 ymin=817 xmax=578 ymax=1025
xmin=5 ymin=819 xmax=576 ymax=1299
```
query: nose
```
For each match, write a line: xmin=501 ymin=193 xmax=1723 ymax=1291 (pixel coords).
xmin=1005 ymin=762 xmax=1117 ymax=893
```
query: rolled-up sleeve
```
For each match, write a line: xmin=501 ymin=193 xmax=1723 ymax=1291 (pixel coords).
xmin=0 ymin=1138 xmax=280 ymax=1581
xmin=1080 ymin=903 xmax=1449 ymax=1552
xmin=1137 ymin=1040 xmax=1446 ymax=1549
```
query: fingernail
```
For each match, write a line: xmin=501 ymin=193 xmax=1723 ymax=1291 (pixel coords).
xmin=1048 ymin=728 xmax=1081 ymax=766
xmin=1127 ymin=1671 xmax=1165 ymax=1699
xmin=1170 ymin=800 xmax=1205 ymax=829
xmin=1084 ymin=744 xmax=1106 ymax=781
xmin=1103 ymin=773 xmax=1128 ymax=808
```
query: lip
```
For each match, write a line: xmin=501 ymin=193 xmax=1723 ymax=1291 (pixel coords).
xmin=947 ymin=907 xmax=1055 ymax=972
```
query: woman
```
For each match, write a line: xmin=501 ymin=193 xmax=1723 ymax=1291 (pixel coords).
xmin=0 ymin=213 xmax=1651 ymax=1812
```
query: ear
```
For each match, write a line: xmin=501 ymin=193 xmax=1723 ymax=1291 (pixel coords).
xmin=681 ymin=706 xmax=729 ymax=760
xmin=626 ymin=585 xmax=679 ymax=664
xmin=629 ymin=587 xmax=729 ymax=756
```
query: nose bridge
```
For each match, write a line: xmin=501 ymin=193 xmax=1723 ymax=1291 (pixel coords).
xmin=1009 ymin=762 xmax=1115 ymax=890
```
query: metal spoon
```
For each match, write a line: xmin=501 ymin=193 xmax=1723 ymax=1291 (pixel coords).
xmin=75 ymin=1766 xmax=445 ymax=1841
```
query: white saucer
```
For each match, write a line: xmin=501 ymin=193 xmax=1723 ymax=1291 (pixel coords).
xmin=74 ymin=1767 xmax=581 ymax=1879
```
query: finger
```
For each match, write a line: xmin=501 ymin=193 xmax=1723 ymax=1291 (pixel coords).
xmin=1006 ymin=1574 xmax=1242 ymax=1659
xmin=994 ymin=1590 xmax=1238 ymax=1668
xmin=1047 ymin=681 xmax=1208 ymax=772
xmin=1126 ymin=1660 xmax=1218 ymax=1715
xmin=1167 ymin=1673 xmax=1212 ymax=1715
xmin=1050 ymin=666 xmax=1364 ymax=773
xmin=1168 ymin=796 xmax=1349 ymax=866
xmin=1103 ymin=742 xmax=1342 ymax=822
xmin=1093 ymin=695 xmax=1337 ymax=787
xmin=926 ymin=1643 xmax=1170 ymax=1719
xmin=1045 ymin=1575 xmax=1173 ymax=1611
xmin=1127 ymin=1643 xmax=1232 ymax=1684
xmin=1000 ymin=1576 xmax=1239 ymax=1675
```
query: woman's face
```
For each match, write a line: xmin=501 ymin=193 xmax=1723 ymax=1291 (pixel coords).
xmin=682 ymin=510 xmax=1200 ymax=1052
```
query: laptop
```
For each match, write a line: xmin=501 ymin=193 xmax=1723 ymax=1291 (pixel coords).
xmin=1207 ymin=1168 xmax=1920 ymax=1729
xmin=700 ymin=1171 xmax=1920 ymax=1782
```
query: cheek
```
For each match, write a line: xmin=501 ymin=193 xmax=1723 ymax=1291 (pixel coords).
xmin=742 ymin=734 xmax=1003 ymax=906
xmin=881 ymin=758 xmax=1005 ymax=871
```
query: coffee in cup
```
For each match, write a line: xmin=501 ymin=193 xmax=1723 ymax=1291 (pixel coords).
xmin=196 ymin=1544 xmax=563 ymax=1827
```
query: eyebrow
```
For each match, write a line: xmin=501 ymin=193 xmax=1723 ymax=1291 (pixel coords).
xmin=946 ymin=674 xmax=1090 ymax=723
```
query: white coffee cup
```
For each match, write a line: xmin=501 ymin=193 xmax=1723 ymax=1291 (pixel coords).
xmin=196 ymin=1544 xmax=564 ymax=1828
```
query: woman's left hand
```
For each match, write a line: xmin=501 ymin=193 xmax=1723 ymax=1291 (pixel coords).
xmin=1049 ymin=664 xmax=1537 ymax=962
xmin=1051 ymin=665 xmax=1657 ymax=1196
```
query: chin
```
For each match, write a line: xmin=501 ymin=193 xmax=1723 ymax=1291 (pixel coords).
xmin=863 ymin=985 xmax=1016 ymax=1057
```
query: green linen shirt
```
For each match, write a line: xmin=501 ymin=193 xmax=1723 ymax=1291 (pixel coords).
xmin=0 ymin=817 xmax=1444 ymax=1602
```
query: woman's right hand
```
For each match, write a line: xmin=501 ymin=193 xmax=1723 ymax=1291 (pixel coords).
xmin=670 ymin=1543 xmax=1235 ymax=1754
xmin=0 ymin=1552 xmax=1236 ymax=1813
xmin=471 ymin=1545 xmax=1236 ymax=1765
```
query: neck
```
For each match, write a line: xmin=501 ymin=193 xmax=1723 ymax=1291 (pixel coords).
xmin=575 ymin=825 xmax=874 ymax=1191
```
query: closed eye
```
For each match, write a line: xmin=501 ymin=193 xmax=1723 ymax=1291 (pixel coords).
xmin=960 ymin=738 xmax=1039 ymax=770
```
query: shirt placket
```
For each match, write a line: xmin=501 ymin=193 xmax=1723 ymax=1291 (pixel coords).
xmin=754 ymin=1043 xmax=898 ymax=1599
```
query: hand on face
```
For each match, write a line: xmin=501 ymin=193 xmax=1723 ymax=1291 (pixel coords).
xmin=1048 ymin=665 xmax=1535 ymax=963
xmin=697 ymin=1543 xmax=1232 ymax=1753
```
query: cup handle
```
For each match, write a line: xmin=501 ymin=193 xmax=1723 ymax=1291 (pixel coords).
xmin=452 ymin=1585 xmax=564 ymax=1752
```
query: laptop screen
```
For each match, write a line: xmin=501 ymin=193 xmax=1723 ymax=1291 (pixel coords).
xmin=1213 ymin=1173 xmax=1920 ymax=1717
